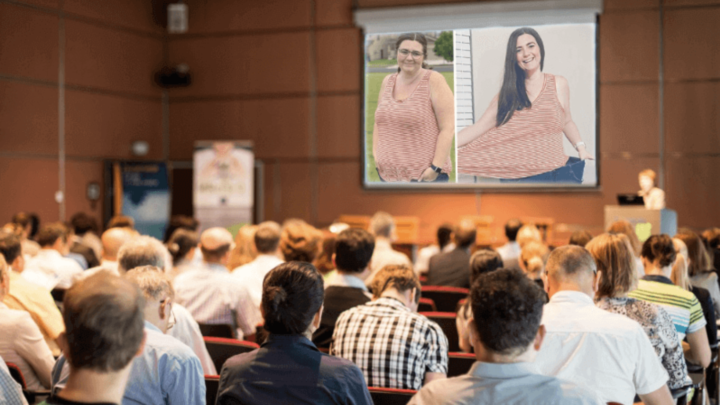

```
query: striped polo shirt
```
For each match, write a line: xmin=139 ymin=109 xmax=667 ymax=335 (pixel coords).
xmin=628 ymin=275 xmax=706 ymax=340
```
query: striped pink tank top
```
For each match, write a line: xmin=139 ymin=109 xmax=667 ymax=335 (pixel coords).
xmin=458 ymin=73 xmax=567 ymax=179
xmin=374 ymin=70 xmax=452 ymax=182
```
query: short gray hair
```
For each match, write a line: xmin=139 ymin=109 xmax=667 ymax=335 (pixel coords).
xmin=124 ymin=265 xmax=174 ymax=302
xmin=369 ymin=211 xmax=395 ymax=238
xmin=118 ymin=236 xmax=168 ymax=273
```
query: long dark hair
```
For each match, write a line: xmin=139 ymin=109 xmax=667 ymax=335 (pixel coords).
xmin=496 ymin=27 xmax=545 ymax=127
xmin=395 ymin=33 xmax=429 ymax=73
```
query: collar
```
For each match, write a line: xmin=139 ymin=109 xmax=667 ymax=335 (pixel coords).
xmin=101 ymin=260 xmax=117 ymax=266
xmin=469 ymin=361 xmax=538 ymax=379
xmin=39 ymin=249 xmax=63 ymax=259
xmin=375 ymin=239 xmax=393 ymax=250
xmin=370 ymin=296 xmax=411 ymax=312
xmin=144 ymin=321 xmax=162 ymax=334
xmin=204 ymin=262 xmax=229 ymax=273
xmin=326 ymin=272 xmax=368 ymax=291
xmin=255 ymin=254 xmax=282 ymax=262
xmin=441 ymin=242 xmax=456 ymax=253
xmin=263 ymin=334 xmax=318 ymax=351
xmin=641 ymin=275 xmax=674 ymax=285
xmin=547 ymin=290 xmax=594 ymax=306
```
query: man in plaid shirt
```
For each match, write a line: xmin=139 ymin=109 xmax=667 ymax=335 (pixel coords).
xmin=331 ymin=264 xmax=448 ymax=390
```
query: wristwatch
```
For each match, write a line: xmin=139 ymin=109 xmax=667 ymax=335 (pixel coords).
xmin=574 ymin=141 xmax=586 ymax=151
xmin=430 ymin=164 xmax=442 ymax=174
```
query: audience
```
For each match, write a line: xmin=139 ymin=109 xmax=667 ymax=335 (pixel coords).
xmin=0 ymin=355 xmax=27 ymax=405
xmin=676 ymin=230 xmax=720 ymax=316
xmin=519 ymin=241 xmax=549 ymax=290
xmin=702 ymin=227 xmax=720 ymax=274
xmin=107 ymin=215 xmax=135 ymax=230
xmin=82 ymin=227 xmax=133 ymax=278
xmin=535 ymin=245 xmax=673 ymax=405
xmin=314 ymin=230 xmax=338 ymax=278
xmin=232 ymin=221 xmax=284 ymax=309
xmin=456 ymin=249 xmax=504 ymax=353
xmin=312 ymin=228 xmax=375 ymax=348
xmin=516 ymin=224 xmax=542 ymax=248
xmin=568 ymin=230 xmax=593 ymax=247
xmin=365 ymin=212 xmax=411 ymax=285
xmin=496 ymin=218 xmax=522 ymax=270
xmin=279 ymin=219 xmax=324 ymax=263
xmin=608 ymin=219 xmax=644 ymax=278
xmin=174 ymin=227 xmax=260 ymax=339
xmin=671 ymin=238 xmax=692 ymax=290
xmin=414 ymin=223 xmax=454 ymax=275
xmin=628 ymin=234 xmax=711 ymax=368
xmin=410 ymin=269 xmax=602 ymax=405
xmin=67 ymin=213 xmax=100 ymax=269
xmin=427 ymin=219 xmax=476 ymax=288
xmin=0 ymin=255 xmax=55 ymax=391
xmin=587 ymin=234 xmax=689 ymax=389
xmin=23 ymin=223 xmax=83 ymax=289
xmin=42 ymin=272 xmax=145 ymax=405
xmin=166 ymin=228 xmax=199 ymax=279
xmin=227 ymin=224 xmax=258 ymax=270
xmin=0 ymin=231 xmax=64 ymax=356
xmin=332 ymin=264 xmax=448 ymax=390
xmin=12 ymin=212 xmax=40 ymax=258
xmin=162 ymin=215 xmax=199 ymax=244
xmin=217 ymin=261 xmax=372 ymax=405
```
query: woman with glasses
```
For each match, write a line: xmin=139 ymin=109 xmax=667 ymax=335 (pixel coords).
xmin=372 ymin=32 xmax=454 ymax=182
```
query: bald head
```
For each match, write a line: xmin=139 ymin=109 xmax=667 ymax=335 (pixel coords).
xmin=545 ymin=245 xmax=597 ymax=296
xmin=102 ymin=228 xmax=133 ymax=261
xmin=200 ymin=227 xmax=233 ymax=264
xmin=455 ymin=219 xmax=477 ymax=249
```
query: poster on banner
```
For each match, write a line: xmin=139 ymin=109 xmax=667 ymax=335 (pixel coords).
xmin=193 ymin=141 xmax=254 ymax=232
xmin=120 ymin=162 xmax=170 ymax=240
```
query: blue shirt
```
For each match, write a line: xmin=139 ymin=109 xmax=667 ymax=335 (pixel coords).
xmin=217 ymin=334 xmax=372 ymax=405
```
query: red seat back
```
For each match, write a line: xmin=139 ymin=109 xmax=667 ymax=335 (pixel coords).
xmin=368 ymin=387 xmax=416 ymax=405
xmin=203 ymin=337 xmax=260 ymax=372
xmin=205 ymin=374 xmax=220 ymax=405
xmin=198 ymin=323 xmax=235 ymax=339
xmin=417 ymin=297 xmax=437 ymax=312
xmin=420 ymin=286 xmax=469 ymax=312
xmin=6 ymin=362 xmax=26 ymax=389
xmin=420 ymin=312 xmax=460 ymax=352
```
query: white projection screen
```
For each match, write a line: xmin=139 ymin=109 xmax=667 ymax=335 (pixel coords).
xmin=357 ymin=0 xmax=603 ymax=190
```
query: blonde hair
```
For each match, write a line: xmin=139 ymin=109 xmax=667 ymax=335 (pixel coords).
xmin=586 ymin=234 xmax=637 ymax=298
xmin=227 ymin=224 xmax=258 ymax=270
xmin=671 ymin=238 xmax=691 ymax=291
xmin=520 ymin=241 xmax=549 ymax=277
xmin=639 ymin=169 xmax=656 ymax=182
xmin=608 ymin=220 xmax=641 ymax=257
xmin=517 ymin=225 xmax=542 ymax=248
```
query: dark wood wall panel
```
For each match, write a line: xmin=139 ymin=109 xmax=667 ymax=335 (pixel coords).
xmin=0 ymin=81 xmax=58 ymax=155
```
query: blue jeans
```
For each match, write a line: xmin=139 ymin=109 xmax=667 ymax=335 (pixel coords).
xmin=376 ymin=168 xmax=449 ymax=183
xmin=499 ymin=157 xmax=585 ymax=184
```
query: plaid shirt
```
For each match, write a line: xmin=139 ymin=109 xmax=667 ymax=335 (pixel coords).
xmin=330 ymin=297 xmax=448 ymax=390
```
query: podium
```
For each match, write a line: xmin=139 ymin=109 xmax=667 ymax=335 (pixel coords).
xmin=604 ymin=206 xmax=677 ymax=242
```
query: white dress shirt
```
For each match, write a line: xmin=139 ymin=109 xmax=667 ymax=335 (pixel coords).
xmin=535 ymin=291 xmax=669 ymax=405
xmin=23 ymin=249 xmax=83 ymax=289
xmin=325 ymin=272 xmax=373 ymax=299
xmin=414 ymin=243 xmax=455 ymax=275
xmin=0 ymin=302 xmax=55 ymax=391
xmin=231 ymin=254 xmax=284 ymax=308
xmin=366 ymin=239 xmax=411 ymax=286
xmin=78 ymin=260 xmax=119 ymax=280
xmin=174 ymin=262 xmax=261 ymax=340
xmin=168 ymin=303 xmax=217 ymax=375
xmin=496 ymin=241 xmax=520 ymax=262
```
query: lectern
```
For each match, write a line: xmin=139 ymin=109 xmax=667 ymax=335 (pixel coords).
xmin=604 ymin=206 xmax=677 ymax=242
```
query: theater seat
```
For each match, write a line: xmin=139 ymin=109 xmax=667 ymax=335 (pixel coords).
xmin=203 ymin=337 xmax=260 ymax=372
xmin=7 ymin=362 xmax=51 ymax=403
xmin=420 ymin=286 xmax=469 ymax=312
xmin=420 ymin=312 xmax=460 ymax=352
xmin=368 ymin=387 xmax=416 ymax=405
xmin=417 ymin=297 xmax=437 ymax=312
xmin=447 ymin=352 xmax=475 ymax=377
xmin=198 ymin=323 xmax=235 ymax=339
xmin=205 ymin=375 xmax=220 ymax=405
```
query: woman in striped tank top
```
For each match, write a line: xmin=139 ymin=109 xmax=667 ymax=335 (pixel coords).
xmin=372 ymin=33 xmax=455 ymax=182
xmin=457 ymin=27 xmax=593 ymax=183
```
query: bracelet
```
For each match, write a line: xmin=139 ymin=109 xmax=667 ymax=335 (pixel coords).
xmin=574 ymin=141 xmax=586 ymax=151
xmin=430 ymin=164 xmax=442 ymax=174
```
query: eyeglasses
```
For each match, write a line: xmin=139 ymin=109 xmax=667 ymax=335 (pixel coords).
xmin=398 ymin=49 xmax=423 ymax=58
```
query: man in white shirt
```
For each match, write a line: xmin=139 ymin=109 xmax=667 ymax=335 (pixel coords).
xmin=535 ymin=245 xmax=673 ymax=405
xmin=414 ymin=224 xmax=454 ymax=275
xmin=365 ymin=211 xmax=411 ymax=286
xmin=496 ymin=218 xmax=522 ymax=271
xmin=174 ymin=227 xmax=260 ymax=340
xmin=82 ymin=227 xmax=133 ymax=278
xmin=23 ymin=223 xmax=83 ymax=289
xmin=232 ymin=221 xmax=283 ymax=309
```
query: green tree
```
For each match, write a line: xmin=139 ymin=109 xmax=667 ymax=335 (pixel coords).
xmin=434 ymin=31 xmax=453 ymax=62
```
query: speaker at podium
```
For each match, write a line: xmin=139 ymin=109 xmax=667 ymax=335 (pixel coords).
xmin=604 ymin=205 xmax=677 ymax=243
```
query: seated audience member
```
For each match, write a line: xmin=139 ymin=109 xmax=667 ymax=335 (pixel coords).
xmin=117 ymin=235 xmax=216 ymax=375
xmin=457 ymin=249 xmax=504 ymax=353
xmin=676 ymin=230 xmax=720 ymax=316
xmin=67 ymin=213 xmax=100 ymax=269
xmin=23 ymin=223 xmax=83 ymax=289
xmin=415 ymin=224 xmax=455 ymax=275
xmin=0 ymin=231 xmax=64 ymax=356
xmin=428 ymin=219 xmax=477 ymax=288
xmin=536 ymin=245 xmax=673 ymax=405
xmin=82 ymin=227 xmax=133 ymax=278
xmin=332 ymin=265 xmax=448 ymax=390
xmin=166 ymin=228 xmax=199 ymax=280
xmin=410 ymin=269 xmax=602 ymax=405
xmin=40 ymin=272 xmax=145 ymax=405
xmin=0 ymin=255 xmax=55 ymax=391
xmin=107 ymin=215 xmax=135 ymax=230
xmin=227 ymin=224 xmax=258 ymax=270
xmin=232 ymin=221 xmax=284 ymax=308
xmin=702 ymin=228 xmax=720 ymax=275
xmin=519 ymin=241 xmax=549 ymax=290
xmin=608 ymin=219 xmax=644 ymax=279
xmin=162 ymin=215 xmax=199 ymax=244
xmin=314 ymin=230 xmax=338 ymax=279
xmin=12 ymin=212 xmax=40 ymax=258
xmin=174 ymin=227 xmax=260 ymax=339
xmin=1 ymin=355 xmax=27 ymax=405
xmin=312 ymin=228 xmax=375 ymax=348
xmin=568 ymin=230 xmax=593 ymax=247
xmin=365 ymin=212 xmax=411 ymax=285
xmin=496 ymin=218 xmax=522 ymax=271
xmin=671 ymin=238 xmax=692 ymax=290
xmin=217 ymin=262 xmax=372 ymax=405
xmin=628 ymin=235 xmax=711 ymax=368
xmin=279 ymin=219 xmax=324 ymax=263
xmin=516 ymin=224 xmax=542 ymax=248
xmin=587 ymin=234 xmax=689 ymax=389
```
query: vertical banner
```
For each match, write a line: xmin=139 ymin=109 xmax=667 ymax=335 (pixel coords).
xmin=194 ymin=141 xmax=254 ymax=233
xmin=120 ymin=162 xmax=170 ymax=239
